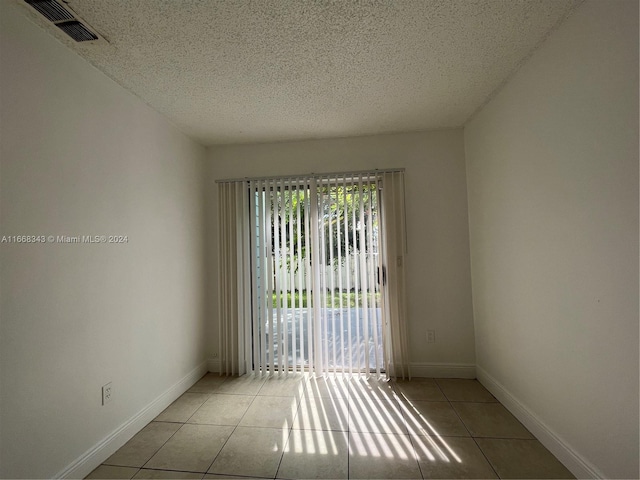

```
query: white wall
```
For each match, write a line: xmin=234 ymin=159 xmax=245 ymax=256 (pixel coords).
xmin=464 ymin=1 xmax=638 ymax=478
xmin=206 ymin=129 xmax=476 ymax=373
xmin=0 ymin=3 xmax=207 ymax=478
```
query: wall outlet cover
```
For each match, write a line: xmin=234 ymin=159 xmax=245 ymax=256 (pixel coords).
xmin=102 ymin=382 xmax=113 ymax=405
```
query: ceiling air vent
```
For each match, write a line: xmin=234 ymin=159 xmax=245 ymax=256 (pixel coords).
xmin=24 ymin=0 xmax=103 ymax=43
xmin=25 ymin=0 xmax=73 ymax=22
xmin=56 ymin=20 xmax=98 ymax=42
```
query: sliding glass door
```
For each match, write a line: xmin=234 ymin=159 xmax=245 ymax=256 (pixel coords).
xmin=217 ymin=169 xmax=408 ymax=378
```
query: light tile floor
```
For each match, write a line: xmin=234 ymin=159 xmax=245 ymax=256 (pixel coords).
xmin=86 ymin=374 xmax=574 ymax=479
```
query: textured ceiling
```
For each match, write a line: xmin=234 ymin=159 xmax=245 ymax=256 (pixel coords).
xmin=14 ymin=0 xmax=582 ymax=145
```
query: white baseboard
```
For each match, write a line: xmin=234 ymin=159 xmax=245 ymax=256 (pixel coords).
xmin=56 ymin=361 xmax=208 ymax=479
xmin=410 ymin=362 xmax=476 ymax=378
xmin=476 ymin=365 xmax=603 ymax=479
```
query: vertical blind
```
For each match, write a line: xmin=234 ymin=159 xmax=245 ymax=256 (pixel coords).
xmin=217 ymin=170 xmax=409 ymax=378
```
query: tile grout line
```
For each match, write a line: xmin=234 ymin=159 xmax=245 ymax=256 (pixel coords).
xmin=205 ymin=372 xmax=309 ymax=479
xmin=431 ymin=378 xmax=454 ymax=480
xmin=202 ymin=373 xmax=267 ymax=477
xmin=436 ymin=379 xmax=502 ymax=480
xmin=391 ymin=380 xmax=425 ymax=479
xmin=158 ymin=375 xmax=228 ymax=475
xmin=396 ymin=379 xmax=428 ymax=480
xmin=273 ymin=374 xmax=308 ymax=479
xmin=140 ymin=375 xmax=223 ymax=475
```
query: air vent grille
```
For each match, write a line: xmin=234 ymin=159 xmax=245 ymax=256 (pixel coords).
xmin=24 ymin=0 xmax=103 ymax=43
xmin=56 ymin=20 xmax=98 ymax=42
xmin=26 ymin=0 xmax=73 ymax=22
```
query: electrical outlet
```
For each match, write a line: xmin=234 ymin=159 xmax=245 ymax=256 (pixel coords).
xmin=426 ymin=330 xmax=436 ymax=343
xmin=212 ymin=352 xmax=219 ymax=358
xmin=102 ymin=382 xmax=113 ymax=405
